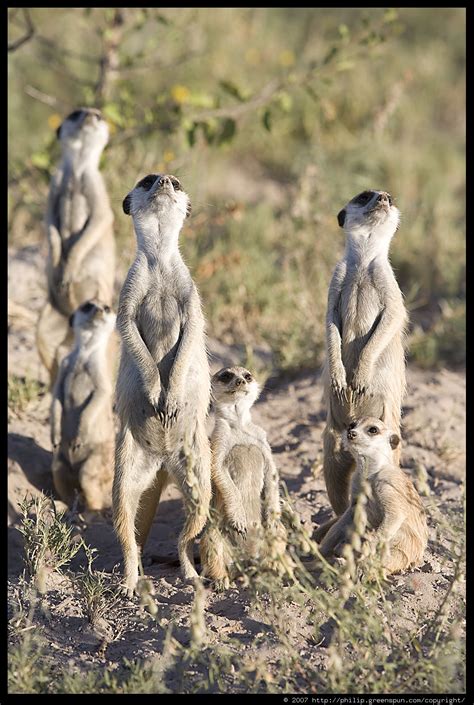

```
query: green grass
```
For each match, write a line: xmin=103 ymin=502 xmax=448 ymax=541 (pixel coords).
xmin=8 ymin=487 xmax=465 ymax=694
xmin=8 ymin=8 xmax=465 ymax=372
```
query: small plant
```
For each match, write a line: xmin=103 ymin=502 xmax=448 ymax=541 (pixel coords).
xmin=17 ymin=494 xmax=83 ymax=588
xmin=8 ymin=375 xmax=45 ymax=414
xmin=76 ymin=543 xmax=126 ymax=635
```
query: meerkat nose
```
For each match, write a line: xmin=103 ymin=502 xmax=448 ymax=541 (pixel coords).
xmin=235 ymin=377 xmax=244 ymax=387
xmin=377 ymin=192 xmax=390 ymax=206
xmin=347 ymin=428 xmax=357 ymax=440
xmin=160 ymin=176 xmax=171 ymax=188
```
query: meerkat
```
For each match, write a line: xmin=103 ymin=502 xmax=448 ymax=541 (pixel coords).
xmin=200 ymin=366 xmax=286 ymax=589
xmin=50 ymin=299 xmax=116 ymax=511
xmin=318 ymin=417 xmax=428 ymax=576
xmin=316 ymin=190 xmax=408 ymax=542
xmin=113 ymin=173 xmax=211 ymax=596
xmin=37 ymin=107 xmax=115 ymax=385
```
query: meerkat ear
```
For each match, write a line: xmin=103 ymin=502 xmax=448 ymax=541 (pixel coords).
xmin=186 ymin=200 xmax=192 ymax=218
xmin=122 ymin=193 xmax=132 ymax=215
xmin=337 ymin=209 xmax=346 ymax=228
xmin=389 ymin=433 xmax=400 ymax=450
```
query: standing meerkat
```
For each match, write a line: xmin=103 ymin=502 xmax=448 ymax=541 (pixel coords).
xmin=113 ymin=173 xmax=211 ymax=596
xmin=316 ymin=190 xmax=407 ymax=541
xmin=318 ymin=417 xmax=428 ymax=576
xmin=51 ymin=299 xmax=116 ymax=511
xmin=200 ymin=366 xmax=286 ymax=589
xmin=37 ymin=107 xmax=115 ymax=385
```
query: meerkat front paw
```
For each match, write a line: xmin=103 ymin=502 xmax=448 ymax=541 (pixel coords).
xmin=330 ymin=364 xmax=348 ymax=403
xmin=350 ymin=365 xmax=373 ymax=400
xmin=147 ymin=378 xmax=162 ymax=416
xmin=214 ymin=576 xmax=230 ymax=592
xmin=160 ymin=392 xmax=181 ymax=429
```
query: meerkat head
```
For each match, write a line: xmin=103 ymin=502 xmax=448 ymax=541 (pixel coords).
xmin=57 ymin=108 xmax=109 ymax=159
xmin=337 ymin=190 xmax=400 ymax=243
xmin=69 ymin=299 xmax=116 ymax=343
xmin=122 ymin=174 xmax=191 ymax=237
xmin=342 ymin=416 xmax=400 ymax=461
xmin=212 ymin=366 xmax=261 ymax=413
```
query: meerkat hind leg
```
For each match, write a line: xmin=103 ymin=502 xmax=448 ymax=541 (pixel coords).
xmin=200 ymin=525 xmax=231 ymax=589
xmin=52 ymin=452 xmax=78 ymax=506
xmin=135 ymin=469 xmax=169 ymax=553
xmin=113 ymin=432 xmax=158 ymax=596
xmin=174 ymin=427 xmax=211 ymax=581
xmin=79 ymin=449 xmax=114 ymax=512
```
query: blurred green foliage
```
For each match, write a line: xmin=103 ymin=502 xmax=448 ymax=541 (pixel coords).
xmin=8 ymin=8 xmax=465 ymax=371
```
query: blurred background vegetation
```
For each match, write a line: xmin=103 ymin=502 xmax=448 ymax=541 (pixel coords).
xmin=8 ymin=7 xmax=465 ymax=373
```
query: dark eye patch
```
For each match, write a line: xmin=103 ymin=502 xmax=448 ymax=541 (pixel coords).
xmin=80 ymin=302 xmax=94 ymax=313
xmin=169 ymin=176 xmax=182 ymax=191
xmin=218 ymin=371 xmax=234 ymax=383
xmin=67 ymin=110 xmax=84 ymax=122
xmin=136 ymin=174 xmax=159 ymax=191
xmin=244 ymin=373 xmax=253 ymax=382
xmin=353 ymin=191 xmax=374 ymax=206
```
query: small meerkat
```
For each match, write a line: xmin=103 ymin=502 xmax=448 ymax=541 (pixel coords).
xmin=37 ymin=107 xmax=115 ymax=385
xmin=51 ymin=299 xmax=116 ymax=511
xmin=319 ymin=417 xmax=428 ymax=576
xmin=316 ymin=190 xmax=408 ymax=541
xmin=200 ymin=366 xmax=286 ymax=589
xmin=113 ymin=173 xmax=211 ymax=596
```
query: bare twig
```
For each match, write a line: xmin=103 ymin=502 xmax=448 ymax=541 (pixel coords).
xmin=8 ymin=9 xmax=34 ymax=52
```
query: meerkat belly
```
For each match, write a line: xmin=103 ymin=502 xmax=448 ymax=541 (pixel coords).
xmin=227 ymin=445 xmax=265 ymax=526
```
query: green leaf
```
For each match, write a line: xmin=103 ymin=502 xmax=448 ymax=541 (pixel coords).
xmin=216 ymin=118 xmax=236 ymax=145
xmin=262 ymin=109 xmax=272 ymax=132
xmin=219 ymin=80 xmax=247 ymax=102
xmin=31 ymin=152 xmax=50 ymax=169
xmin=102 ymin=103 xmax=125 ymax=127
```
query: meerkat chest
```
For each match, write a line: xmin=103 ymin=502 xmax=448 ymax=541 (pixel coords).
xmin=57 ymin=177 xmax=90 ymax=247
xmin=63 ymin=356 xmax=101 ymax=409
xmin=340 ymin=268 xmax=383 ymax=340
xmin=138 ymin=289 xmax=182 ymax=358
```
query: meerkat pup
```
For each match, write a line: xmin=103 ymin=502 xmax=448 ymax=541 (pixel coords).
xmin=51 ymin=299 xmax=116 ymax=511
xmin=37 ymin=107 xmax=115 ymax=385
xmin=318 ymin=417 xmax=428 ymax=576
xmin=200 ymin=367 xmax=286 ymax=589
xmin=316 ymin=190 xmax=408 ymax=541
xmin=113 ymin=173 xmax=211 ymax=596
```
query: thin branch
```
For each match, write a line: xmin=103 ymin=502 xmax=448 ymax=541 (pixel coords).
xmin=8 ymin=8 xmax=34 ymax=52
xmin=24 ymin=85 xmax=67 ymax=110
xmin=188 ymin=79 xmax=282 ymax=123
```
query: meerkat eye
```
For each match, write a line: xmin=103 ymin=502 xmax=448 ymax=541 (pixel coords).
xmin=354 ymin=191 xmax=373 ymax=206
xmin=367 ymin=426 xmax=379 ymax=435
xmin=244 ymin=373 xmax=253 ymax=382
xmin=170 ymin=177 xmax=182 ymax=191
xmin=103 ymin=305 xmax=111 ymax=313
xmin=218 ymin=371 xmax=234 ymax=383
xmin=81 ymin=302 xmax=94 ymax=313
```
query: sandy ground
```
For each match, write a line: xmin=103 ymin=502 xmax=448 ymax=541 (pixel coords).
xmin=8 ymin=243 xmax=466 ymax=692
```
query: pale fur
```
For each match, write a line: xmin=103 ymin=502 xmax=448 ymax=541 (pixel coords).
xmin=316 ymin=190 xmax=408 ymax=541
xmin=113 ymin=173 xmax=211 ymax=596
xmin=51 ymin=299 xmax=116 ymax=511
xmin=200 ymin=367 xmax=286 ymax=589
xmin=37 ymin=107 xmax=116 ymax=385
xmin=319 ymin=417 xmax=428 ymax=575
